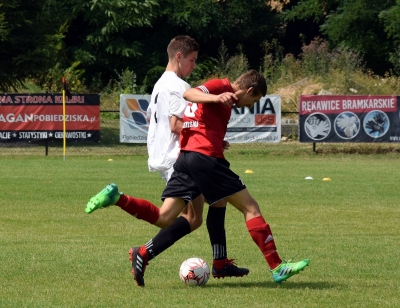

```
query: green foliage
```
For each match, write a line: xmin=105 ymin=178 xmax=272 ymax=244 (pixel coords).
xmin=5 ymin=0 xmax=400 ymax=94
xmin=283 ymin=0 xmax=397 ymax=74
xmin=379 ymin=1 xmax=400 ymax=40
xmin=71 ymin=0 xmax=158 ymax=56
xmin=207 ymin=42 xmax=249 ymax=82
xmin=0 ymin=4 xmax=7 ymax=41
xmin=141 ymin=66 xmax=166 ymax=94
xmin=0 ymin=0 xmax=67 ymax=91
xmin=185 ymin=59 xmax=217 ymax=86
xmin=100 ymin=68 xmax=143 ymax=110
xmin=162 ymin=0 xmax=277 ymax=40
xmin=260 ymin=39 xmax=285 ymax=84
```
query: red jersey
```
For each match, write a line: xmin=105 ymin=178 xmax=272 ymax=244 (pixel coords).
xmin=180 ymin=78 xmax=233 ymax=158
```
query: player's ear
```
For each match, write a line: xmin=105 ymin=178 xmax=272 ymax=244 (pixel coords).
xmin=176 ymin=51 xmax=183 ymax=62
xmin=246 ymin=87 xmax=254 ymax=95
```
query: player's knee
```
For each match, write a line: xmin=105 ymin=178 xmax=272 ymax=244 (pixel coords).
xmin=155 ymin=214 xmax=175 ymax=228
xmin=188 ymin=216 xmax=203 ymax=231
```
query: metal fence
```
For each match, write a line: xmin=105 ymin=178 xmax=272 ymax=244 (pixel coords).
xmin=1 ymin=111 xmax=400 ymax=156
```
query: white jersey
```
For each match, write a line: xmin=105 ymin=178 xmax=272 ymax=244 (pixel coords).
xmin=147 ymin=71 xmax=190 ymax=173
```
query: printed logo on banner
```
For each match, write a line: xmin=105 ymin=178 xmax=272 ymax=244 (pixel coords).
xmin=334 ymin=112 xmax=360 ymax=139
xmin=226 ymin=96 xmax=281 ymax=143
xmin=305 ymin=112 xmax=331 ymax=141
xmin=121 ymin=97 xmax=149 ymax=132
xmin=254 ymin=114 xmax=276 ymax=126
xmin=363 ymin=110 xmax=389 ymax=138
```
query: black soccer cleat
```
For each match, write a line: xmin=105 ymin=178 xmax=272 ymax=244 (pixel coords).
xmin=212 ymin=259 xmax=249 ymax=278
xmin=129 ymin=247 xmax=148 ymax=287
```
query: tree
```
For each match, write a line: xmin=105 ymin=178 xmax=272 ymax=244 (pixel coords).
xmin=282 ymin=0 xmax=397 ymax=74
xmin=63 ymin=0 xmax=158 ymax=91
xmin=0 ymin=4 xmax=7 ymax=41
xmin=159 ymin=0 xmax=280 ymax=70
xmin=0 ymin=0 xmax=66 ymax=91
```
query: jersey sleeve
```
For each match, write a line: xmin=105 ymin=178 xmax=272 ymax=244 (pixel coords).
xmin=197 ymin=79 xmax=225 ymax=95
xmin=169 ymin=90 xmax=187 ymax=118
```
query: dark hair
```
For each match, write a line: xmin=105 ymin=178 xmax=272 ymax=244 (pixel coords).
xmin=167 ymin=35 xmax=199 ymax=59
xmin=234 ymin=70 xmax=267 ymax=97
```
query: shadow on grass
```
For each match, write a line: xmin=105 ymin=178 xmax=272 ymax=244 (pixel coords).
xmin=206 ymin=280 xmax=339 ymax=290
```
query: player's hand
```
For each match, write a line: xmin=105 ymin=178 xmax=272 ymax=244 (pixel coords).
xmin=223 ymin=140 xmax=230 ymax=150
xmin=216 ymin=92 xmax=237 ymax=107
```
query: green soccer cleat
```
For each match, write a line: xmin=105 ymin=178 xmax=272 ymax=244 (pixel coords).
xmin=271 ymin=259 xmax=310 ymax=283
xmin=85 ymin=183 xmax=121 ymax=213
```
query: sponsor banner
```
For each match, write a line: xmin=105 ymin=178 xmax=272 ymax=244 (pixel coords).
xmin=120 ymin=94 xmax=151 ymax=143
xmin=226 ymin=95 xmax=281 ymax=143
xmin=299 ymin=95 xmax=400 ymax=142
xmin=0 ymin=93 xmax=100 ymax=142
xmin=120 ymin=94 xmax=281 ymax=143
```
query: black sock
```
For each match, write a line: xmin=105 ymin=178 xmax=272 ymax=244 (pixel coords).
xmin=144 ymin=216 xmax=191 ymax=261
xmin=206 ymin=206 xmax=227 ymax=260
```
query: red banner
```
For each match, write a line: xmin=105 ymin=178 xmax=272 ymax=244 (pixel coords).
xmin=0 ymin=93 xmax=100 ymax=142
xmin=299 ymin=95 xmax=400 ymax=142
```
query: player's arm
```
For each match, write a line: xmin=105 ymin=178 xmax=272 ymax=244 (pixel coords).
xmin=183 ymin=88 xmax=237 ymax=107
xmin=170 ymin=115 xmax=183 ymax=134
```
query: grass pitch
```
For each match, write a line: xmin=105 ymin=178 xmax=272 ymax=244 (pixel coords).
xmin=1 ymin=153 xmax=399 ymax=307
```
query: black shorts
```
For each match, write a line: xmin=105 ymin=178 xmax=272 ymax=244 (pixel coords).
xmin=161 ymin=151 xmax=246 ymax=205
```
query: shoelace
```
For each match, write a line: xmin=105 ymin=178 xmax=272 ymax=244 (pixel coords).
xmin=224 ymin=258 xmax=238 ymax=266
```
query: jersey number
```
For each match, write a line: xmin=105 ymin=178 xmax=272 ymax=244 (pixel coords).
xmin=184 ymin=103 xmax=198 ymax=118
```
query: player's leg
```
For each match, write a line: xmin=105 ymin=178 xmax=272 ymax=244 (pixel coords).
xmin=128 ymin=196 xmax=186 ymax=287
xmin=180 ymin=197 xmax=204 ymax=230
xmin=130 ymin=195 xmax=203 ymax=287
xmin=206 ymin=199 xmax=249 ymax=278
xmin=130 ymin=163 xmax=203 ymax=286
xmin=85 ymin=183 xmax=184 ymax=228
xmin=143 ymin=195 xmax=204 ymax=262
xmin=225 ymin=189 xmax=310 ymax=283
xmin=181 ymin=152 xmax=249 ymax=278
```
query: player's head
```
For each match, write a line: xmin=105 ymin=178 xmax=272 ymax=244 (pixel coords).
xmin=233 ymin=70 xmax=267 ymax=108
xmin=167 ymin=35 xmax=199 ymax=78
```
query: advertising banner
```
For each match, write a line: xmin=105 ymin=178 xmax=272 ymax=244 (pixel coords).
xmin=120 ymin=94 xmax=151 ymax=143
xmin=226 ymin=95 xmax=281 ymax=143
xmin=299 ymin=95 xmax=400 ymax=142
xmin=0 ymin=93 xmax=100 ymax=142
xmin=120 ymin=94 xmax=281 ymax=143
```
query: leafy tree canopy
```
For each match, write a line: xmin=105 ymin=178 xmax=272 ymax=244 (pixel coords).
xmin=283 ymin=0 xmax=397 ymax=74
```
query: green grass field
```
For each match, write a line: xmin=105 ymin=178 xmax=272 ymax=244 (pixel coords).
xmin=1 ymin=153 xmax=399 ymax=307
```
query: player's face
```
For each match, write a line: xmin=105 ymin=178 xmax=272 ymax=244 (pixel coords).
xmin=178 ymin=51 xmax=198 ymax=78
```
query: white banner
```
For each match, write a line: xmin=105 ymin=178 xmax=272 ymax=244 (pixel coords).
xmin=120 ymin=94 xmax=151 ymax=143
xmin=226 ymin=95 xmax=281 ymax=143
xmin=120 ymin=94 xmax=281 ymax=143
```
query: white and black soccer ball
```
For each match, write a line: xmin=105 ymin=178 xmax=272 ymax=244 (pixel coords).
xmin=179 ymin=257 xmax=210 ymax=286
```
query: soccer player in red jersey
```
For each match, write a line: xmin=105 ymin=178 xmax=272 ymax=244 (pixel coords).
xmin=86 ymin=70 xmax=310 ymax=286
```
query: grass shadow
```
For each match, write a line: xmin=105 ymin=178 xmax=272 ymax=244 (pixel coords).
xmin=206 ymin=280 xmax=339 ymax=290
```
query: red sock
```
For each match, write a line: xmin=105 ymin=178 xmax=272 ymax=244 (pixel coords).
xmin=246 ymin=216 xmax=282 ymax=270
xmin=116 ymin=194 xmax=159 ymax=224
xmin=212 ymin=259 xmax=229 ymax=269
xmin=138 ymin=245 xmax=149 ymax=263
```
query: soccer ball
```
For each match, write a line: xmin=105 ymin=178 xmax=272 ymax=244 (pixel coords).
xmin=179 ymin=257 xmax=210 ymax=286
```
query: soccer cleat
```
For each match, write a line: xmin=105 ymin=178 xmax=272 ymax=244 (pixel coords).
xmin=85 ymin=183 xmax=121 ymax=213
xmin=271 ymin=258 xmax=310 ymax=283
xmin=129 ymin=247 xmax=148 ymax=287
xmin=212 ymin=259 xmax=249 ymax=278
